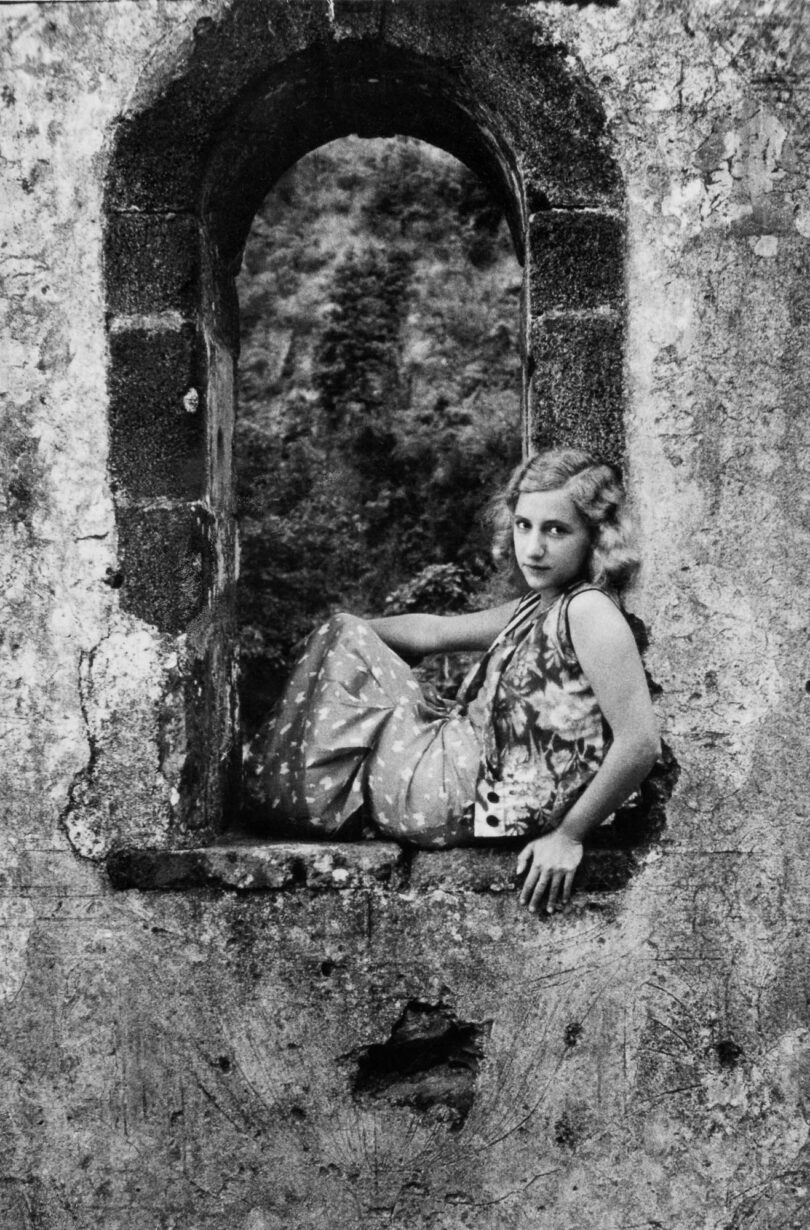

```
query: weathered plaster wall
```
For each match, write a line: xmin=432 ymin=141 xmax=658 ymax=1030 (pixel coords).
xmin=2 ymin=2 xmax=810 ymax=1227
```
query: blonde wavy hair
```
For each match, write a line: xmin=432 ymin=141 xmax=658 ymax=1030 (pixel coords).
xmin=489 ymin=448 xmax=640 ymax=595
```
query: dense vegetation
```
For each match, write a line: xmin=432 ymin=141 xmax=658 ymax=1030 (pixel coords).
xmin=236 ymin=137 xmax=522 ymax=738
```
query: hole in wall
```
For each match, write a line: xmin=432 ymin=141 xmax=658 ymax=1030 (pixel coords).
xmin=564 ymin=1021 xmax=583 ymax=1047
xmin=103 ymin=567 xmax=124 ymax=590
xmin=713 ymin=1038 xmax=744 ymax=1069
xmin=348 ymin=999 xmax=492 ymax=1131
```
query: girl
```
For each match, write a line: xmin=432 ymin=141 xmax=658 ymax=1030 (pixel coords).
xmin=244 ymin=448 xmax=660 ymax=913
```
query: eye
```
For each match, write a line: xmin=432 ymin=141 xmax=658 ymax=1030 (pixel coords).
xmin=546 ymin=523 xmax=568 ymax=537
xmin=513 ymin=517 xmax=531 ymax=532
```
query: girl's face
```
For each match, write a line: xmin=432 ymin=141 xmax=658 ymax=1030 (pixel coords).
xmin=512 ymin=487 xmax=591 ymax=599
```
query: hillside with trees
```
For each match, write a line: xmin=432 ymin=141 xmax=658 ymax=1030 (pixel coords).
xmin=235 ymin=136 xmax=522 ymax=737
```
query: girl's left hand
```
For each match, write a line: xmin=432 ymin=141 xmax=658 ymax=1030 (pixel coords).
xmin=516 ymin=829 xmax=583 ymax=914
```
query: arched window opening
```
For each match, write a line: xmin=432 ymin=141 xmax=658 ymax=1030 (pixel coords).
xmin=97 ymin=9 xmax=670 ymax=889
xmin=235 ymin=136 xmax=522 ymax=748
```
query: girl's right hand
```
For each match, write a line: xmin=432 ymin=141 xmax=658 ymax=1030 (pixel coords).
xmin=516 ymin=829 xmax=584 ymax=914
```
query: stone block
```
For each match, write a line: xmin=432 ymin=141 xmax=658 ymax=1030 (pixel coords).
xmin=381 ymin=5 xmax=623 ymax=208
xmin=332 ymin=0 xmax=385 ymax=38
xmin=529 ymin=313 xmax=624 ymax=463
xmin=108 ymin=324 xmax=205 ymax=500
xmin=106 ymin=840 xmax=407 ymax=891
xmin=104 ymin=212 xmax=200 ymax=316
xmin=116 ymin=502 xmax=209 ymax=633
xmin=529 ymin=210 xmax=624 ymax=313
xmin=105 ymin=840 xmax=637 ymax=896
xmin=521 ymin=146 xmax=623 ymax=214
xmin=409 ymin=846 xmax=636 ymax=895
xmin=104 ymin=1 xmax=332 ymax=211
xmin=105 ymin=113 xmax=206 ymax=213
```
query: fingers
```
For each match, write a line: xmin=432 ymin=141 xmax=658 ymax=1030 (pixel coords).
xmin=562 ymin=869 xmax=576 ymax=906
xmin=519 ymin=862 xmax=558 ymax=914
xmin=544 ymin=871 xmax=564 ymax=914
xmin=518 ymin=855 xmax=572 ymax=914
xmin=518 ymin=847 xmax=540 ymax=906
xmin=521 ymin=866 xmax=550 ymax=911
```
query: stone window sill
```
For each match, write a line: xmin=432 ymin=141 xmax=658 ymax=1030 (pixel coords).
xmin=106 ymin=840 xmax=638 ymax=894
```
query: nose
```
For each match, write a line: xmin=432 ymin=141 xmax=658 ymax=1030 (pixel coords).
xmin=526 ymin=529 xmax=546 ymax=559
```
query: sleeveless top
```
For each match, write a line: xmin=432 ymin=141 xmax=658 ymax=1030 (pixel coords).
xmin=461 ymin=582 xmax=614 ymax=839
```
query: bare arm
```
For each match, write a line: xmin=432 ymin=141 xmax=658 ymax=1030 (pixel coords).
xmin=517 ymin=590 xmax=660 ymax=914
xmin=368 ymin=600 xmax=519 ymax=659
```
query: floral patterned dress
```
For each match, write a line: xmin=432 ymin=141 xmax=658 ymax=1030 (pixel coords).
xmin=244 ymin=583 xmax=613 ymax=847
xmin=465 ymin=583 xmax=612 ymax=838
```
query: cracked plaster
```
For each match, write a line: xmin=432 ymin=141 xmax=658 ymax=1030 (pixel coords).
xmin=2 ymin=2 xmax=810 ymax=1227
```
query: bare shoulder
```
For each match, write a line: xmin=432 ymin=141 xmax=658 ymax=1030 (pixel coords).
xmin=566 ymin=588 xmax=636 ymax=651
xmin=567 ymin=587 xmax=648 ymax=718
xmin=566 ymin=588 xmax=657 ymax=744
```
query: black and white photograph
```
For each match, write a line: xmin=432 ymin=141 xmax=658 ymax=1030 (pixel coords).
xmin=1 ymin=1 xmax=808 ymax=1226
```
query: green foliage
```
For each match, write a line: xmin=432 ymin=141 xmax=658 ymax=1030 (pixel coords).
xmin=236 ymin=136 xmax=522 ymax=735
xmin=316 ymin=246 xmax=412 ymax=432
xmin=383 ymin=562 xmax=473 ymax=615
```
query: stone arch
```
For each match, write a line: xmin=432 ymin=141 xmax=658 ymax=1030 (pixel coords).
xmin=102 ymin=0 xmax=626 ymax=843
